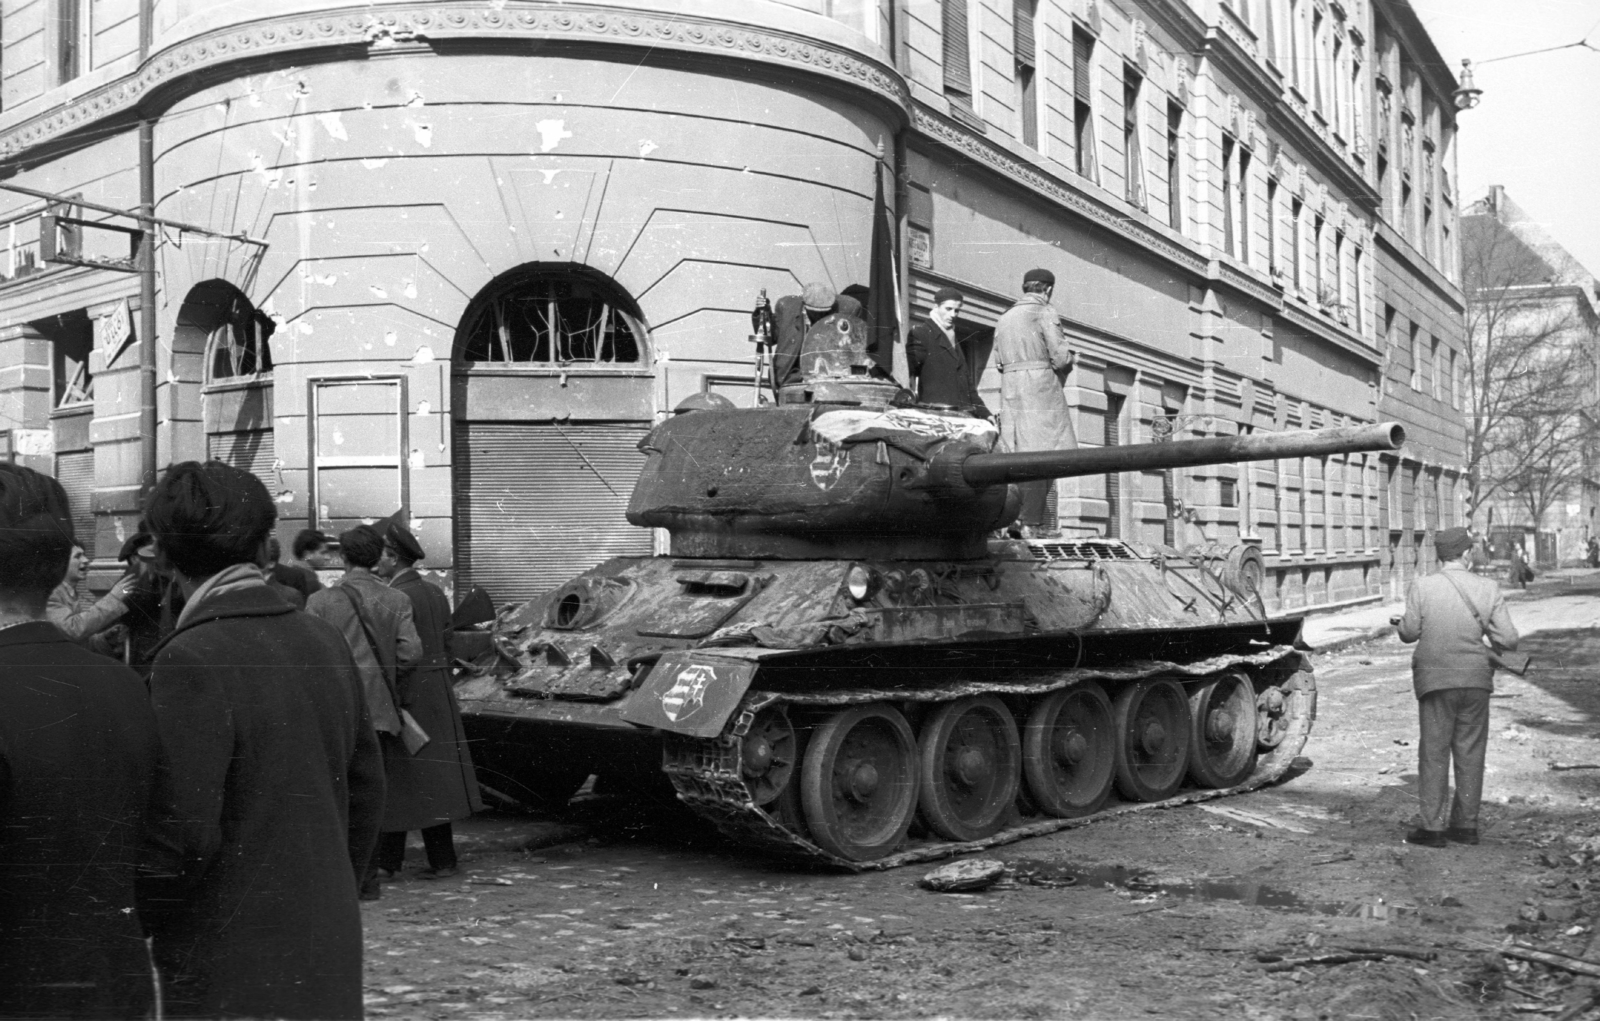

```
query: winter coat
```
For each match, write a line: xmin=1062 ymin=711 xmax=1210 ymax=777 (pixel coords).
xmin=0 ymin=622 xmax=164 ymax=1019
xmin=139 ymin=585 xmax=385 ymax=1020
xmin=992 ymin=293 xmax=1077 ymax=452
xmin=907 ymin=319 xmax=988 ymax=415
xmin=1397 ymin=562 xmax=1520 ymax=697
xmin=306 ymin=570 xmax=421 ymax=736
xmin=384 ymin=569 xmax=484 ymax=831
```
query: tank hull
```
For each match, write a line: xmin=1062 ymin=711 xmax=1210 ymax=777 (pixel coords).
xmin=455 ymin=541 xmax=1318 ymax=867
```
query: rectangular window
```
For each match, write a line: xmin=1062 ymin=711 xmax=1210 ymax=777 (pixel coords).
xmin=1264 ymin=0 xmax=1277 ymax=64
xmin=1332 ymin=34 xmax=1345 ymax=135
xmin=1015 ymin=0 xmax=1038 ymax=148
xmin=942 ymin=0 xmax=973 ymax=108
xmin=1073 ymin=29 xmax=1098 ymax=180
xmin=1311 ymin=10 xmax=1325 ymax=115
xmin=1291 ymin=197 xmax=1304 ymax=290
xmin=1123 ymin=66 xmax=1145 ymax=208
xmin=57 ymin=0 xmax=83 ymax=84
xmin=1430 ymin=336 xmax=1441 ymax=400
xmin=1312 ymin=214 xmax=1325 ymax=299
xmin=1333 ymin=230 xmax=1345 ymax=310
xmin=1352 ymin=245 xmax=1365 ymax=326
xmin=1266 ymin=176 xmax=1279 ymax=274
xmin=1289 ymin=0 xmax=1302 ymax=92
xmin=1407 ymin=323 xmax=1420 ymax=390
xmin=1166 ymin=101 xmax=1184 ymax=232
xmin=1237 ymin=145 xmax=1251 ymax=264
xmin=1221 ymin=135 xmax=1236 ymax=259
xmin=1104 ymin=392 xmax=1124 ymax=538
xmin=309 ymin=377 xmax=408 ymax=533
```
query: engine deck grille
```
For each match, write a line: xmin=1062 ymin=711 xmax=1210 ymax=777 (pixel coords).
xmin=1027 ymin=539 xmax=1141 ymax=562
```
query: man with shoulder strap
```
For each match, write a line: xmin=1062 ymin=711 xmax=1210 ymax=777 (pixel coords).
xmin=1396 ymin=526 xmax=1520 ymax=848
xmin=993 ymin=268 xmax=1076 ymax=538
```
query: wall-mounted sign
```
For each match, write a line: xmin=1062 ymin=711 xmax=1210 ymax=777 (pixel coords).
xmin=103 ymin=299 xmax=133 ymax=368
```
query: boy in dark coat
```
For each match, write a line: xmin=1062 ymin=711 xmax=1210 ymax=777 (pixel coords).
xmin=906 ymin=286 xmax=989 ymax=416
xmin=0 ymin=464 xmax=166 ymax=1019
xmin=138 ymin=462 xmax=385 ymax=1020
xmin=372 ymin=524 xmax=485 ymax=879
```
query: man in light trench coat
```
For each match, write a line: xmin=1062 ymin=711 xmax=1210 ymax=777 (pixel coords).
xmin=993 ymin=268 xmax=1077 ymax=536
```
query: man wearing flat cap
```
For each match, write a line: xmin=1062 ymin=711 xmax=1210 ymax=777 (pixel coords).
xmin=770 ymin=282 xmax=864 ymax=395
xmin=372 ymin=523 xmax=483 ymax=879
xmin=993 ymin=268 xmax=1077 ymax=536
xmin=1395 ymin=526 xmax=1519 ymax=848
xmin=907 ymin=287 xmax=989 ymax=417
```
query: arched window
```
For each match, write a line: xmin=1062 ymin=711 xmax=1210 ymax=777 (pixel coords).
xmin=456 ymin=265 xmax=646 ymax=366
xmin=176 ymin=280 xmax=277 ymax=494
xmin=203 ymin=291 xmax=276 ymax=382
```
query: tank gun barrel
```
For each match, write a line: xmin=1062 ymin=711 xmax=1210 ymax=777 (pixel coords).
xmin=957 ymin=421 xmax=1406 ymax=488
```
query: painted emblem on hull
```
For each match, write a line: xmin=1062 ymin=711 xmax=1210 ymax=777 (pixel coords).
xmin=660 ymin=664 xmax=716 ymax=722
xmin=809 ymin=437 xmax=850 ymax=490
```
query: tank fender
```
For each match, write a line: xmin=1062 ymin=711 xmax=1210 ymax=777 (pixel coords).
xmin=619 ymin=651 xmax=759 ymax=737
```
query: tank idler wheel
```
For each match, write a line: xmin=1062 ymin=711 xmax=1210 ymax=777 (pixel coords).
xmin=741 ymin=705 xmax=798 ymax=807
xmin=917 ymin=696 xmax=1022 ymax=841
xmin=1186 ymin=674 xmax=1260 ymax=789
xmin=1023 ymin=685 xmax=1115 ymax=818
xmin=800 ymin=704 xmax=920 ymax=862
xmin=1111 ymin=680 xmax=1193 ymax=802
xmin=1256 ymin=687 xmax=1290 ymax=749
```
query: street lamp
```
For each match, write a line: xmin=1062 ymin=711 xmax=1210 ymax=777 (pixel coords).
xmin=1453 ymin=59 xmax=1484 ymax=111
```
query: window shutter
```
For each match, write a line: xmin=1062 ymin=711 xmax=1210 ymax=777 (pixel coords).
xmin=1014 ymin=0 xmax=1036 ymax=69
xmin=943 ymin=0 xmax=972 ymax=97
xmin=1073 ymin=30 xmax=1093 ymax=99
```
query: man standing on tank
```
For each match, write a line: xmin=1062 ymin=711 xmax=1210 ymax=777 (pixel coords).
xmin=1396 ymin=526 xmax=1519 ymax=848
xmin=371 ymin=523 xmax=483 ymax=880
xmin=908 ymin=287 xmax=989 ymax=417
xmin=769 ymin=282 xmax=864 ymax=393
xmin=993 ymin=268 xmax=1077 ymax=537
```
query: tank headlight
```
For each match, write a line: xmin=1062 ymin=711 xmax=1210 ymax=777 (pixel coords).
xmin=846 ymin=564 xmax=874 ymax=602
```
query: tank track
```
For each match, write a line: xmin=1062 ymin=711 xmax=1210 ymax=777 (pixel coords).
xmin=662 ymin=645 xmax=1316 ymax=871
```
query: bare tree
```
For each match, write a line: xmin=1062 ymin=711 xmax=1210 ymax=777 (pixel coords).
xmin=1460 ymin=214 xmax=1596 ymax=528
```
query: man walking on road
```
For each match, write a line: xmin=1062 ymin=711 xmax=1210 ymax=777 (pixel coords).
xmin=993 ymin=268 xmax=1076 ymax=537
xmin=1396 ymin=526 xmax=1519 ymax=848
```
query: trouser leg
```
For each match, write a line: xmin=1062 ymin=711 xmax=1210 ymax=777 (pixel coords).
xmin=374 ymin=831 xmax=408 ymax=873
xmin=1416 ymin=691 xmax=1454 ymax=831
xmin=1449 ymin=690 xmax=1491 ymax=830
xmin=1017 ymin=480 xmax=1051 ymax=529
xmin=421 ymin=822 xmax=457 ymax=871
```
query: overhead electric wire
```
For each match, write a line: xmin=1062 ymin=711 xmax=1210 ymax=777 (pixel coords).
xmin=1476 ymin=17 xmax=1600 ymax=65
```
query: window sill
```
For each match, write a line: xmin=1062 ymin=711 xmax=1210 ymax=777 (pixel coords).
xmin=946 ymin=99 xmax=987 ymax=134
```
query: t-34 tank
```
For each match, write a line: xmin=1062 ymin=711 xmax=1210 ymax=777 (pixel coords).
xmin=454 ymin=314 xmax=1406 ymax=867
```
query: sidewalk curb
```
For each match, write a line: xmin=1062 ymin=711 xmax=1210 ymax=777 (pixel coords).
xmin=1307 ymin=624 xmax=1396 ymax=656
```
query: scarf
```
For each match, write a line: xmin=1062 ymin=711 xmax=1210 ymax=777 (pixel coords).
xmin=175 ymin=562 xmax=269 ymax=631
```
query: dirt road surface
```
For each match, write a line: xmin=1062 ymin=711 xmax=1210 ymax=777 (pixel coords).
xmin=363 ymin=578 xmax=1600 ymax=1020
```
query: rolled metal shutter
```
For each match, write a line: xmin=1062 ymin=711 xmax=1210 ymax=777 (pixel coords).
xmin=455 ymin=422 xmax=652 ymax=609
xmin=55 ymin=450 xmax=95 ymax=555
xmin=208 ymin=429 xmax=277 ymax=494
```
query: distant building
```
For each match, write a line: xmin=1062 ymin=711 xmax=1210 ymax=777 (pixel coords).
xmin=1462 ymin=185 xmax=1600 ymax=565
xmin=0 ymin=0 xmax=1467 ymax=613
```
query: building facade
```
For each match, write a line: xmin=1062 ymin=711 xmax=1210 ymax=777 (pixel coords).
xmin=0 ymin=0 xmax=1466 ymax=613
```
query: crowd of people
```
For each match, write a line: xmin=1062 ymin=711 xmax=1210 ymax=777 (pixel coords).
xmin=0 ymin=459 xmax=481 ymax=1019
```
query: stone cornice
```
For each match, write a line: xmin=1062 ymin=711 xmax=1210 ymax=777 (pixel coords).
xmin=1373 ymin=220 xmax=1464 ymax=314
xmin=909 ymin=103 xmax=1211 ymax=280
xmin=1278 ymin=298 xmax=1383 ymax=367
xmin=0 ymin=2 xmax=910 ymax=161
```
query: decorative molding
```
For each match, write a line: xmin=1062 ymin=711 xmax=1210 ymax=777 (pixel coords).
xmin=910 ymin=103 xmax=1210 ymax=280
xmin=1216 ymin=259 xmax=1283 ymax=310
xmin=1279 ymin=298 xmax=1381 ymax=367
xmin=0 ymin=3 xmax=909 ymax=160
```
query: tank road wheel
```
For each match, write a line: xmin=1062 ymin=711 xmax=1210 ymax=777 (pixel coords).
xmin=917 ymin=696 xmax=1022 ymax=841
xmin=1111 ymin=680 xmax=1193 ymax=802
xmin=800 ymin=705 xmax=919 ymax=861
xmin=1023 ymin=685 xmax=1115 ymax=818
xmin=1256 ymin=687 xmax=1290 ymax=750
xmin=741 ymin=706 xmax=798 ymax=807
xmin=1185 ymin=674 xmax=1260 ymax=789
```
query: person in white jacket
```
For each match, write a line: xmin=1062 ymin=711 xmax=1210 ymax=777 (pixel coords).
xmin=45 ymin=545 xmax=133 ymax=641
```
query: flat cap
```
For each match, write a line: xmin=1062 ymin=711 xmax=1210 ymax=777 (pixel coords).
xmin=801 ymin=282 xmax=838 ymax=312
xmin=386 ymin=522 xmax=426 ymax=564
xmin=1434 ymin=526 xmax=1473 ymax=562
xmin=932 ymin=287 xmax=963 ymax=306
xmin=1022 ymin=268 xmax=1055 ymax=287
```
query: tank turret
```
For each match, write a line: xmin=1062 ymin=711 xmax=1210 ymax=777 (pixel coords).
xmin=628 ymin=404 xmax=1405 ymax=560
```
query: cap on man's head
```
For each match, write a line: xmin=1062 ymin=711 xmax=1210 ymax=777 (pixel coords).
xmin=932 ymin=287 xmax=963 ymax=306
xmin=1022 ymin=268 xmax=1055 ymax=288
xmin=801 ymin=282 xmax=838 ymax=312
xmin=1435 ymin=526 xmax=1473 ymax=562
xmin=386 ymin=522 xmax=426 ymax=564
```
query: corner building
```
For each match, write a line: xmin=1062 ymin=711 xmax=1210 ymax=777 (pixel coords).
xmin=0 ymin=0 xmax=1464 ymax=613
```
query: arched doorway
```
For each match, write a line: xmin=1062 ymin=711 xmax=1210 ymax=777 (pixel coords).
xmin=175 ymin=280 xmax=277 ymax=493
xmin=452 ymin=264 xmax=655 ymax=607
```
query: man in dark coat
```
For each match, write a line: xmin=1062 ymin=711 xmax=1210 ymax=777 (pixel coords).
xmin=770 ymin=282 xmax=864 ymax=393
xmin=372 ymin=524 xmax=485 ymax=879
xmin=138 ymin=462 xmax=385 ymax=1020
xmin=907 ymin=286 xmax=989 ymax=417
xmin=0 ymin=463 xmax=166 ymax=1019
